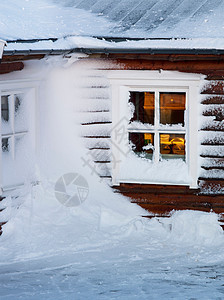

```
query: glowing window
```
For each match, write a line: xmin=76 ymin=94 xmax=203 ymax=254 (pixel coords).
xmin=129 ymin=91 xmax=186 ymax=161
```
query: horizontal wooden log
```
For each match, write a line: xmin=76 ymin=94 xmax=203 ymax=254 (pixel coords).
xmin=114 ymin=183 xmax=199 ymax=195
xmin=200 ymin=131 xmax=224 ymax=145
xmin=201 ymin=158 xmax=224 ymax=168
xmin=129 ymin=193 xmax=224 ymax=204
xmin=81 ymin=110 xmax=110 ymax=113
xmin=201 ymin=166 xmax=224 ymax=170
xmin=201 ymin=121 xmax=224 ymax=131
xmin=94 ymin=53 xmax=224 ymax=61
xmin=88 ymin=147 xmax=110 ymax=150
xmin=114 ymin=182 xmax=224 ymax=215
xmin=198 ymin=179 xmax=224 ymax=195
xmin=199 ymin=178 xmax=224 ymax=185
xmin=199 ymin=176 xmax=224 ymax=181
xmin=202 ymin=108 xmax=224 ymax=121
xmin=129 ymin=193 xmax=224 ymax=214
xmin=200 ymin=154 xmax=224 ymax=158
xmin=83 ymin=135 xmax=111 ymax=138
xmin=106 ymin=59 xmax=224 ymax=74
xmin=0 ymin=62 xmax=24 ymax=74
xmin=201 ymin=96 xmax=224 ymax=105
xmin=94 ymin=160 xmax=110 ymax=163
xmin=205 ymin=72 xmax=224 ymax=80
xmin=81 ymin=121 xmax=112 ymax=125
xmin=137 ymin=202 xmax=224 ymax=215
xmin=201 ymin=81 xmax=224 ymax=95
xmin=2 ymin=54 xmax=45 ymax=62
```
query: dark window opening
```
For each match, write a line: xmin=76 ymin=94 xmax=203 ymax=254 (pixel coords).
xmin=1 ymin=95 xmax=9 ymax=122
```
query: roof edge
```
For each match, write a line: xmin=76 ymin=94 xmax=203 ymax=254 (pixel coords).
xmin=3 ymin=47 xmax=224 ymax=56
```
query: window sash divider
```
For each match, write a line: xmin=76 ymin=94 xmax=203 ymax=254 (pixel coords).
xmin=2 ymin=131 xmax=28 ymax=138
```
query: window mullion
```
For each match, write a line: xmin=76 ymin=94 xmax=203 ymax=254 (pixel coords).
xmin=154 ymin=90 xmax=160 ymax=163
xmin=9 ymin=94 xmax=15 ymax=159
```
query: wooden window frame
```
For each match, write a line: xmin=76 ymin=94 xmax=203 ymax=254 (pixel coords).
xmin=108 ymin=70 xmax=202 ymax=188
xmin=128 ymin=88 xmax=187 ymax=163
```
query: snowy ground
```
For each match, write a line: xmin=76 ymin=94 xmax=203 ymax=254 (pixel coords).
xmin=0 ymin=184 xmax=223 ymax=300
xmin=1 ymin=239 xmax=224 ymax=300
xmin=1 ymin=235 xmax=224 ymax=300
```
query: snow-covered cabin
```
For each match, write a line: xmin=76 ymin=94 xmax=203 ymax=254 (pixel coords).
xmin=0 ymin=0 xmax=224 ymax=228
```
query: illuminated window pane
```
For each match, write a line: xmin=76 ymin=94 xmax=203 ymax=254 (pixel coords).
xmin=129 ymin=92 xmax=155 ymax=124
xmin=160 ymin=134 xmax=185 ymax=160
xmin=160 ymin=92 xmax=185 ymax=126
xmin=129 ymin=132 xmax=154 ymax=159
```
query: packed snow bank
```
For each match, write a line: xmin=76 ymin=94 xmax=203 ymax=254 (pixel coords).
xmin=167 ymin=210 xmax=223 ymax=245
xmin=1 ymin=184 xmax=223 ymax=264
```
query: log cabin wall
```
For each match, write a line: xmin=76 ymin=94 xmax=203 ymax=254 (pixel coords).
xmin=0 ymin=53 xmax=223 ymax=217
xmin=81 ymin=54 xmax=224 ymax=216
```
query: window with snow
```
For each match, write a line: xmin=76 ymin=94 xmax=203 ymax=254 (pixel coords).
xmin=109 ymin=71 xmax=201 ymax=188
xmin=0 ymin=84 xmax=36 ymax=193
xmin=1 ymin=93 xmax=26 ymax=156
xmin=129 ymin=91 xmax=186 ymax=162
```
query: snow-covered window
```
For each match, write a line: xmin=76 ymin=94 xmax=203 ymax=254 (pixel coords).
xmin=108 ymin=71 xmax=202 ymax=188
xmin=1 ymin=93 xmax=27 ymax=158
xmin=0 ymin=81 xmax=37 ymax=194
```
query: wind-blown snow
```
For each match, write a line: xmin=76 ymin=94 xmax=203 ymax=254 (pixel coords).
xmin=0 ymin=56 xmax=223 ymax=299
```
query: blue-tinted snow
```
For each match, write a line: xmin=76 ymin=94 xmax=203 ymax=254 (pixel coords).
xmin=54 ymin=0 xmax=224 ymax=39
xmin=0 ymin=0 xmax=114 ymax=40
xmin=2 ymin=0 xmax=224 ymax=41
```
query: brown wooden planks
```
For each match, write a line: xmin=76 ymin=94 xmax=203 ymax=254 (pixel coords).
xmin=0 ymin=62 xmax=24 ymax=74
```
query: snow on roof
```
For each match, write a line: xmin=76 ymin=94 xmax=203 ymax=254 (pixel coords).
xmin=2 ymin=0 xmax=224 ymax=52
xmin=58 ymin=0 xmax=224 ymax=39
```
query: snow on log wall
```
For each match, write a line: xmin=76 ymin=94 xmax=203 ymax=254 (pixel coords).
xmin=75 ymin=59 xmax=114 ymax=184
xmin=74 ymin=58 xmax=224 ymax=195
xmin=199 ymin=82 xmax=224 ymax=194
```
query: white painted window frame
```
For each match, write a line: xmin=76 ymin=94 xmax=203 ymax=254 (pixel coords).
xmin=0 ymin=79 xmax=39 ymax=194
xmin=108 ymin=70 xmax=202 ymax=189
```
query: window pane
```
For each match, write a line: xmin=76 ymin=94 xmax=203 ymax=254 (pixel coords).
xmin=129 ymin=132 xmax=154 ymax=159
xmin=160 ymin=92 xmax=185 ymax=126
xmin=160 ymin=134 xmax=185 ymax=160
xmin=1 ymin=95 xmax=9 ymax=122
xmin=2 ymin=138 xmax=9 ymax=152
xmin=15 ymin=94 xmax=28 ymax=132
xmin=15 ymin=95 xmax=21 ymax=113
xmin=1 ymin=95 xmax=12 ymax=135
xmin=129 ymin=92 xmax=155 ymax=124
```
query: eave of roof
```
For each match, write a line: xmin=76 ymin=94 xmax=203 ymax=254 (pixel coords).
xmin=3 ymin=36 xmax=224 ymax=57
xmin=4 ymin=47 xmax=224 ymax=56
